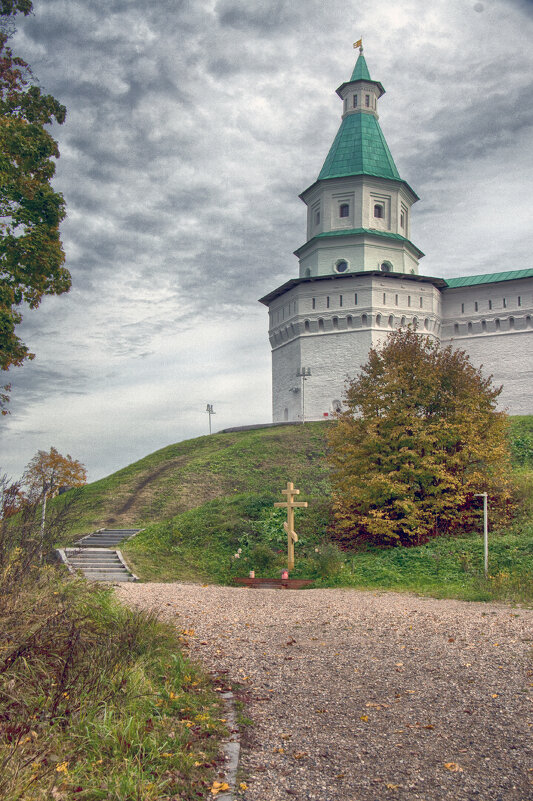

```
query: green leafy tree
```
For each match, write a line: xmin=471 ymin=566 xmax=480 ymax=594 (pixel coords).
xmin=1 ymin=0 xmax=69 ymax=410
xmin=328 ymin=327 xmax=512 ymax=547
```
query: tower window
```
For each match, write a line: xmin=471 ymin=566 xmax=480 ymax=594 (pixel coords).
xmin=312 ymin=298 xmax=316 ymax=309
xmin=374 ymin=204 xmax=384 ymax=218
xmin=339 ymin=295 xmax=343 ymax=306
xmin=343 ymin=98 xmax=347 ymax=112
xmin=475 ymin=301 xmax=478 ymax=311
xmin=339 ymin=203 xmax=350 ymax=218
xmin=335 ymin=260 xmax=348 ymax=273
xmin=395 ymin=294 xmax=398 ymax=306
xmin=380 ymin=261 xmax=392 ymax=272
xmin=326 ymin=296 xmax=330 ymax=308
xmin=354 ymin=293 xmax=358 ymax=305
xmin=518 ymin=296 xmax=522 ymax=306
xmin=353 ymin=94 xmax=357 ymax=108
xmin=461 ymin=303 xmax=464 ymax=313
xmin=407 ymin=295 xmax=411 ymax=307
xmin=383 ymin=292 xmax=386 ymax=304
xmin=488 ymin=299 xmax=492 ymax=310
xmin=400 ymin=211 xmax=405 ymax=227
xmin=503 ymin=297 xmax=507 ymax=308
xmin=419 ymin=296 xmax=423 ymax=308
xmin=365 ymin=94 xmax=370 ymax=107
xmin=454 ymin=323 xmax=459 ymax=334
xmin=315 ymin=210 xmax=320 ymax=225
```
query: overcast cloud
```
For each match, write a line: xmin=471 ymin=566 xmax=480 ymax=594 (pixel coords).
xmin=2 ymin=0 xmax=533 ymax=481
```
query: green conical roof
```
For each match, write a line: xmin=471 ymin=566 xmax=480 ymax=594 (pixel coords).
xmin=318 ymin=113 xmax=401 ymax=181
xmin=350 ymin=52 xmax=371 ymax=81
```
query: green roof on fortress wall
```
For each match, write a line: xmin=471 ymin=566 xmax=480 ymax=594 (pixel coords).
xmin=445 ymin=269 xmax=533 ymax=287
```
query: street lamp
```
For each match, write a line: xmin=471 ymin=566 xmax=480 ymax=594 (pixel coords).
xmin=296 ymin=367 xmax=311 ymax=423
xmin=206 ymin=404 xmax=215 ymax=434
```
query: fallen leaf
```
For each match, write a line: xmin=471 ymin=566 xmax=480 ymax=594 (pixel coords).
xmin=386 ymin=783 xmax=399 ymax=790
xmin=293 ymin=752 xmax=308 ymax=759
xmin=491 ymin=693 xmax=498 ymax=698
xmin=444 ymin=762 xmax=463 ymax=772
xmin=360 ymin=714 xmax=369 ymax=722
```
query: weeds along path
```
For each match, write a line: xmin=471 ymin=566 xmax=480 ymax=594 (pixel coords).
xmin=117 ymin=584 xmax=533 ymax=801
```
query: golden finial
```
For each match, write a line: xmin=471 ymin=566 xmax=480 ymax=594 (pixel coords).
xmin=353 ymin=38 xmax=363 ymax=52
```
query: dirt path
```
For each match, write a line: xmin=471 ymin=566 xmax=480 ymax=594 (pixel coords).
xmin=117 ymin=584 xmax=533 ymax=801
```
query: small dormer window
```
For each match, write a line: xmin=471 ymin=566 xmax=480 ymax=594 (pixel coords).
xmin=353 ymin=94 xmax=357 ymax=108
xmin=339 ymin=204 xmax=350 ymax=218
xmin=365 ymin=94 xmax=370 ymax=107
xmin=374 ymin=204 xmax=384 ymax=219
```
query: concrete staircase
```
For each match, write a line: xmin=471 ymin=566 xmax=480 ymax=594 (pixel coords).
xmin=57 ymin=529 xmax=141 ymax=582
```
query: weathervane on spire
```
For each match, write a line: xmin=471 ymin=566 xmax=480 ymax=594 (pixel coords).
xmin=353 ymin=37 xmax=363 ymax=52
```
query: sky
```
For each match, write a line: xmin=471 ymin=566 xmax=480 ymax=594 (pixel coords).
xmin=2 ymin=0 xmax=533 ymax=482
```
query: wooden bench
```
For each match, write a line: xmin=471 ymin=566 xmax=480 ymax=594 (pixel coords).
xmin=233 ymin=577 xmax=314 ymax=590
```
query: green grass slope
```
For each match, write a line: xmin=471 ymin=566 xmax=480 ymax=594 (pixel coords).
xmin=66 ymin=422 xmax=331 ymax=536
xmin=61 ymin=418 xmax=533 ymax=604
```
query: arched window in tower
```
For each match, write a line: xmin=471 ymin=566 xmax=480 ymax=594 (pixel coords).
xmin=374 ymin=204 xmax=384 ymax=219
xmin=388 ymin=315 xmax=394 ymax=328
xmin=495 ymin=319 xmax=501 ymax=330
xmin=467 ymin=322 xmax=473 ymax=334
xmin=304 ymin=267 xmax=311 ymax=277
xmin=318 ymin=318 xmax=324 ymax=332
xmin=352 ymin=94 xmax=357 ymax=108
xmin=339 ymin=203 xmax=350 ymax=218
xmin=376 ymin=314 xmax=381 ymax=327
xmin=365 ymin=94 xmax=370 ymax=107
xmin=380 ymin=261 xmax=392 ymax=273
xmin=509 ymin=317 xmax=515 ymax=330
xmin=335 ymin=260 xmax=348 ymax=273
xmin=347 ymin=315 xmax=353 ymax=329
xmin=481 ymin=320 xmax=487 ymax=332
xmin=332 ymin=316 xmax=339 ymax=330
xmin=401 ymin=316 xmax=406 ymax=327
xmin=362 ymin=314 xmax=368 ymax=326
xmin=424 ymin=318 xmax=430 ymax=330
xmin=304 ymin=320 xmax=310 ymax=332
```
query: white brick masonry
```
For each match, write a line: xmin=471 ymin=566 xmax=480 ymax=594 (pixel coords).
xmin=263 ymin=272 xmax=533 ymax=421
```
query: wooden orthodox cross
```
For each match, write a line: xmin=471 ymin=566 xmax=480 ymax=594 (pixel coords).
xmin=274 ymin=482 xmax=308 ymax=571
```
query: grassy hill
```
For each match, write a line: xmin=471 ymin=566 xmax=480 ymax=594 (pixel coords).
xmin=59 ymin=418 xmax=533 ymax=603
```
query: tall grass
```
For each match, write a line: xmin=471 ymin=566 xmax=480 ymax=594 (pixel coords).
xmin=0 ymin=481 xmax=227 ymax=800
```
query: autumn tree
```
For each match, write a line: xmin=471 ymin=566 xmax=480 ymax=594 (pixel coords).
xmin=22 ymin=447 xmax=86 ymax=553
xmin=1 ymin=0 xmax=69 ymax=411
xmin=328 ymin=327 xmax=512 ymax=547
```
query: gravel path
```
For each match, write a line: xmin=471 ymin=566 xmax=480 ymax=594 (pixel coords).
xmin=117 ymin=584 xmax=533 ymax=801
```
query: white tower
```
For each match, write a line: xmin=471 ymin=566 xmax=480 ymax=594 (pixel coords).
xmin=260 ymin=47 xmax=444 ymax=423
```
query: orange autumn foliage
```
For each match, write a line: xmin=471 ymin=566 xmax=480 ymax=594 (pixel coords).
xmin=328 ymin=327 xmax=512 ymax=547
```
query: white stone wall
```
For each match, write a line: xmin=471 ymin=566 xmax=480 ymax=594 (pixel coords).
xmin=441 ymin=279 xmax=533 ymax=415
xmin=267 ymin=273 xmax=533 ymax=420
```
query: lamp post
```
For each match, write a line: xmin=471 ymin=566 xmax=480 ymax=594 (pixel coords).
xmin=296 ymin=367 xmax=311 ymax=423
xmin=206 ymin=404 xmax=215 ymax=434
xmin=474 ymin=492 xmax=489 ymax=579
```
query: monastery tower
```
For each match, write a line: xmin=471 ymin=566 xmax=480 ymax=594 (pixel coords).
xmin=259 ymin=47 xmax=533 ymax=420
